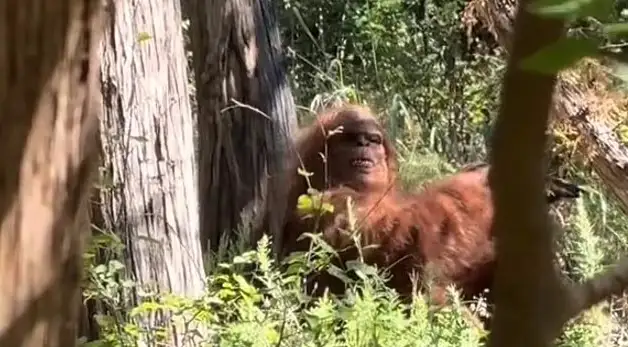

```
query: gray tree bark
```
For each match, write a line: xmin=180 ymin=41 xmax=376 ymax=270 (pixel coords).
xmin=0 ymin=0 xmax=104 ymax=346
xmin=96 ymin=0 xmax=205 ymax=345
xmin=184 ymin=0 xmax=298 ymax=256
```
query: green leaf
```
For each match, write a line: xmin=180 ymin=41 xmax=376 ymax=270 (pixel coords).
xmin=297 ymin=167 xmax=313 ymax=177
xmin=528 ymin=0 xmax=613 ymax=20
xmin=603 ymin=22 xmax=628 ymax=38
xmin=345 ymin=260 xmax=380 ymax=280
xmin=137 ymin=32 xmax=152 ymax=43
xmin=321 ymin=202 xmax=335 ymax=214
xmin=306 ymin=187 xmax=321 ymax=196
xmin=108 ymin=260 xmax=126 ymax=272
xmin=232 ymin=254 xmax=252 ymax=265
xmin=232 ymin=274 xmax=258 ymax=296
xmin=92 ymin=264 xmax=107 ymax=275
xmin=527 ymin=0 xmax=592 ymax=20
xmin=577 ymin=0 xmax=614 ymax=21
xmin=326 ymin=264 xmax=352 ymax=284
xmin=297 ymin=194 xmax=314 ymax=214
xmin=520 ymin=37 xmax=600 ymax=74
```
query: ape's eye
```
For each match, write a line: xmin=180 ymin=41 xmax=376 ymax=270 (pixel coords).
xmin=367 ymin=133 xmax=382 ymax=144
xmin=338 ymin=132 xmax=359 ymax=143
xmin=334 ymin=132 xmax=382 ymax=145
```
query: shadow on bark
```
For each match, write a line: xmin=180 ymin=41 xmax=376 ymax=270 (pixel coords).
xmin=183 ymin=0 xmax=298 ymax=257
xmin=0 ymin=277 xmax=79 ymax=346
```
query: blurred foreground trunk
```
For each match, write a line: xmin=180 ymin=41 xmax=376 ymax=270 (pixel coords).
xmin=470 ymin=0 xmax=628 ymax=346
xmin=0 ymin=0 xmax=104 ymax=346
xmin=94 ymin=0 xmax=205 ymax=345
xmin=463 ymin=0 xmax=628 ymax=215
xmin=184 ymin=0 xmax=298 ymax=257
xmin=484 ymin=0 xmax=569 ymax=344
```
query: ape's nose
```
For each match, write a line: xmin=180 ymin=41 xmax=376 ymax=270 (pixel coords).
xmin=356 ymin=134 xmax=369 ymax=146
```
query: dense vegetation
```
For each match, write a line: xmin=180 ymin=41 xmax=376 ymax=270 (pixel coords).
xmin=80 ymin=0 xmax=628 ymax=346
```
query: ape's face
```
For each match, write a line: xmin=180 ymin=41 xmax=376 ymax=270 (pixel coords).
xmin=326 ymin=111 xmax=390 ymax=191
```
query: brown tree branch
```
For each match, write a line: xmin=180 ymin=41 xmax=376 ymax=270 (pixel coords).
xmin=485 ymin=0 xmax=569 ymax=346
xmin=568 ymin=256 xmax=628 ymax=317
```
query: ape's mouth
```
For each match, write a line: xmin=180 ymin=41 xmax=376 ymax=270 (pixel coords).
xmin=351 ymin=157 xmax=374 ymax=169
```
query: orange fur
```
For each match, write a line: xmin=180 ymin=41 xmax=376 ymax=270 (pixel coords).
xmin=281 ymin=103 xmax=579 ymax=311
xmin=306 ymin=169 xmax=495 ymax=304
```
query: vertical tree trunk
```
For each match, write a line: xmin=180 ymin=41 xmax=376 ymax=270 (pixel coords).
xmin=486 ymin=2 xmax=567 ymax=344
xmin=0 ymin=0 xmax=104 ymax=346
xmin=185 ymin=0 xmax=298 ymax=256
xmin=97 ymin=0 xmax=205 ymax=344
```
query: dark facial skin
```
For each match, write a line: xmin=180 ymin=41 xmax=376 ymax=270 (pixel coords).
xmin=326 ymin=117 xmax=390 ymax=192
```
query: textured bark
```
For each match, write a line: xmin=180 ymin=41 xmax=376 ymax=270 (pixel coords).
xmin=185 ymin=0 xmax=298 ymax=255
xmin=97 ymin=0 xmax=205 ymax=344
xmin=0 ymin=0 xmax=104 ymax=346
xmin=463 ymin=0 xmax=628 ymax=216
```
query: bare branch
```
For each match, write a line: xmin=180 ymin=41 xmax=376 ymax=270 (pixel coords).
xmin=568 ymin=257 xmax=628 ymax=317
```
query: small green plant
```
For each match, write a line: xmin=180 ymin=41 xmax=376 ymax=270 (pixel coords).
xmin=82 ymin=232 xmax=487 ymax=347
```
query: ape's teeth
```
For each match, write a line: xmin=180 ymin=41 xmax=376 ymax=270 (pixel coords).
xmin=351 ymin=159 xmax=374 ymax=168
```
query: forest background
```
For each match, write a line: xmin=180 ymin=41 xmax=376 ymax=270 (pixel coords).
xmin=85 ymin=0 xmax=628 ymax=345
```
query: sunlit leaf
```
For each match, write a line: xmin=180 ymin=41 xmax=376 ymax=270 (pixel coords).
xmin=321 ymin=202 xmax=335 ymax=214
xmin=232 ymin=274 xmax=258 ymax=297
xmin=137 ymin=32 xmax=152 ymax=43
xmin=617 ymin=124 xmax=628 ymax=144
xmin=297 ymin=194 xmax=314 ymax=213
xmin=297 ymin=167 xmax=314 ymax=177
xmin=92 ymin=264 xmax=107 ymax=274
xmin=109 ymin=260 xmax=126 ymax=271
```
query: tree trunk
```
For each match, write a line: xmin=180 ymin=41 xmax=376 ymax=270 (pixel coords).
xmin=97 ymin=0 xmax=205 ymax=344
xmin=184 ymin=0 xmax=298 ymax=256
xmin=0 ymin=0 xmax=104 ymax=346
xmin=485 ymin=2 xmax=568 ymax=345
xmin=462 ymin=0 xmax=628 ymax=216
xmin=468 ymin=1 xmax=628 ymax=345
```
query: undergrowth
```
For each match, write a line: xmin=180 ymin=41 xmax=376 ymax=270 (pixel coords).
xmin=81 ymin=232 xmax=487 ymax=347
xmin=79 ymin=140 xmax=628 ymax=346
xmin=79 ymin=0 xmax=628 ymax=344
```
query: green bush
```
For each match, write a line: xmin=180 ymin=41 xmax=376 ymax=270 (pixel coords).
xmin=79 ymin=176 xmax=628 ymax=347
xmin=81 ymin=233 xmax=489 ymax=347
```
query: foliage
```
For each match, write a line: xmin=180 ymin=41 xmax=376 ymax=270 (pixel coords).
xmin=80 ymin=175 xmax=628 ymax=346
xmin=80 ymin=234 xmax=487 ymax=347
xmin=524 ymin=0 xmax=628 ymax=74
xmin=279 ymin=0 xmax=504 ymax=166
xmin=79 ymin=0 xmax=628 ymax=345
